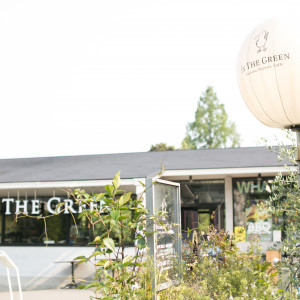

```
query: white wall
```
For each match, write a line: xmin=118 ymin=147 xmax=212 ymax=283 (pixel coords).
xmin=0 ymin=246 xmax=137 ymax=291
xmin=0 ymin=247 xmax=104 ymax=291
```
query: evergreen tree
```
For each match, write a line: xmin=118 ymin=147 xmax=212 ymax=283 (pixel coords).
xmin=182 ymin=86 xmax=241 ymax=149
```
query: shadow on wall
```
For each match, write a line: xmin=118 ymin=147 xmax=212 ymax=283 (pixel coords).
xmin=0 ymin=247 xmax=96 ymax=291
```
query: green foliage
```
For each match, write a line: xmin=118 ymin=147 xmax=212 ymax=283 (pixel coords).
xmin=160 ymin=227 xmax=283 ymax=299
xmin=72 ymin=172 xmax=151 ymax=299
xmin=260 ymin=132 xmax=300 ymax=296
xmin=149 ymin=143 xmax=175 ymax=151
xmin=182 ymin=86 xmax=241 ymax=149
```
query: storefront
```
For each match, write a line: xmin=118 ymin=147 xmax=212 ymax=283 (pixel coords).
xmin=0 ymin=147 xmax=292 ymax=290
xmin=1 ymin=194 xmax=135 ymax=246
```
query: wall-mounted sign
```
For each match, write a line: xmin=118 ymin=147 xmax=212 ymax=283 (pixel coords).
xmin=1 ymin=197 xmax=100 ymax=215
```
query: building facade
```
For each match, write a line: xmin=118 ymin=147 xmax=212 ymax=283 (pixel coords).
xmin=0 ymin=147 xmax=292 ymax=290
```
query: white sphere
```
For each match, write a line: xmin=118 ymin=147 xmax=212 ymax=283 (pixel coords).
xmin=237 ymin=16 xmax=300 ymax=129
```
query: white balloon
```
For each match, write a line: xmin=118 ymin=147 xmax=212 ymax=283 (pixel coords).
xmin=237 ymin=16 xmax=300 ymax=129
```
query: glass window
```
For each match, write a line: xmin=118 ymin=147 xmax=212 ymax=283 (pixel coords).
xmin=1 ymin=197 xmax=68 ymax=245
xmin=233 ymin=178 xmax=273 ymax=242
xmin=180 ymin=180 xmax=225 ymax=236
xmin=69 ymin=210 xmax=134 ymax=246
xmin=0 ymin=194 xmax=135 ymax=246
xmin=181 ymin=180 xmax=225 ymax=206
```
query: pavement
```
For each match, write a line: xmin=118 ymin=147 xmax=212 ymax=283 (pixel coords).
xmin=0 ymin=288 xmax=95 ymax=300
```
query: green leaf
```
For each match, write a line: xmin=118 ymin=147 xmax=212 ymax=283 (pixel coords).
xmin=105 ymin=248 xmax=113 ymax=254
xmin=112 ymin=171 xmax=121 ymax=190
xmin=89 ymin=251 xmax=104 ymax=258
xmin=78 ymin=211 xmax=88 ymax=219
xmin=110 ymin=209 xmax=120 ymax=220
xmin=137 ymin=237 xmax=146 ymax=249
xmin=104 ymin=260 xmax=111 ymax=269
xmin=105 ymin=185 xmax=114 ymax=196
xmin=95 ymin=259 xmax=107 ymax=266
xmin=74 ymin=255 xmax=87 ymax=260
xmin=99 ymin=232 xmax=108 ymax=240
xmin=118 ymin=192 xmax=131 ymax=206
xmin=94 ymin=193 xmax=106 ymax=201
xmin=103 ymin=237 xmax=115 ymax=252
xmin=115 ymin=190 xmax=126 ymax=194
xmin=83 ymin=193 xmax=90 ymax=199
xmin=94 ymin=236 xmax=101 ymax=242
xmin=122 ymin=256 xmax=132 ymax=263
xmin=138 ymin=181 xmax=146 ymax=187
xmin=110 ymin=219 xmax=117 ymax=227
xmin=84 ymin=282 xmax=101 ymax=289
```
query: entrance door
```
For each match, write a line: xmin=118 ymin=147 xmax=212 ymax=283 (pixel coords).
xmin=180 ymin=179 xmax=225 ymax=238
xmin=181 ymin=203 xmax=224 ymax=240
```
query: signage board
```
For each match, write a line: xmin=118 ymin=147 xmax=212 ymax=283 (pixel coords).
xmin=246 ymin=204 xmax=272 ymax=242
xmin=233 ymin=178 xmax=273 ymax=242
xmin=146 ymin=178 xmax=181 ymax=299
xmin=0 ymin=197 xmax=101 ymax=215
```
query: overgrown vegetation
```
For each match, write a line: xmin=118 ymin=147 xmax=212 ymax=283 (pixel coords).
xmin=260 ymin=131 xmax=300 ymax=297
xmin=69 ymin=170 xmax=287 ymax=299
xmin=160 ymin=227 xmax=283 ymax=300
xmin=71 ymin=172 xmax=151 ymax=299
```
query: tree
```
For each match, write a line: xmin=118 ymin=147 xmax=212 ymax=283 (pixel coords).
xmin=181 ymin=86 xmax=241 ymax=149
xmin=260 ymin=135 xmax=300 ymax=295
xmin=149 ymin=143 xmax=175 ymax=151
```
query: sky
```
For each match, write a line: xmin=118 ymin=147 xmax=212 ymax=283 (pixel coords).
xmin=0 ymin=0 xmax=298 ymax=159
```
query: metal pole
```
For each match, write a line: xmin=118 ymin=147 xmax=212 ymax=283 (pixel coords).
xmin=1 ymin=202 xmax=5 ymax=244
xmin=296 ymin=130 xmax=300 ymax=186
xmin=145 ymin=178 xmax=156 ymax=300
xmin=16 ymin=268 xmax=23 ymax=300
xmin=6 ymin=268 xmax=13 ymax=300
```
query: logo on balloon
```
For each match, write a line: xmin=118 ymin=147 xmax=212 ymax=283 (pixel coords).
xmin=254 ymin=29 xmax=269 ymax=53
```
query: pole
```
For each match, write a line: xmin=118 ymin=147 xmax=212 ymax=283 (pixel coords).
xmin=296 ymin=130 xmax=300 ymax=186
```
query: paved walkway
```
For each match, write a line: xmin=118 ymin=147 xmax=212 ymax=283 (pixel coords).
xmin=0 ymin=288 xmax=95 ymax=300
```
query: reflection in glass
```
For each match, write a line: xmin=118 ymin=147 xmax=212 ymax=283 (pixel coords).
xmin=153 ymin=183 xmax=180 ymax=286
xmin=1 ymin=198 xmax=67 ymax=245
xmin=233 ymin=178 xmax=273 ymax=242
xmin=0 ymin=195 xmax=135 ymax=246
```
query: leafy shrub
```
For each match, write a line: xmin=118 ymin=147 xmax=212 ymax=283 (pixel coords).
xmin=73 ymin=172 xmax=151 ymax=299
xmin=260 ymin=134 xmax=300 ymax=297
xmin=160 ymin=227 xmax=283 ymax=299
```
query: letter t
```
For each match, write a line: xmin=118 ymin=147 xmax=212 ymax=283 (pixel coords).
xmin=2 ymin=198 xmax=14 ymax=214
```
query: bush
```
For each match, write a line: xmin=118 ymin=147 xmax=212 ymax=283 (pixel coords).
xmin=160 ymin=227 xmax=283 ymax=299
